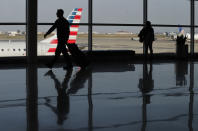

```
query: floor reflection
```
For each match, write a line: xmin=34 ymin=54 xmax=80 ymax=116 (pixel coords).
xmin=188 ymin=62 xmax=194 ymax=131
xmin=26 ymin=64 xmax=38 ymax=131
xmin=3 ymin=61 xmax=197 ymax=131
xmin=138 ymin=61 xmax=154 ymax=131
xmin=175 ymin=60 xmax=188 ymax=86
xmin=44 ymin=69 xmax=72 ymax=125
xmin=44 ymin=67 xmax=93 ymax=128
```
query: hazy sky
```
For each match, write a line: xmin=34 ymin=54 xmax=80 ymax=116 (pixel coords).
xmin=0 ymin=0 xmax=197 ymax=33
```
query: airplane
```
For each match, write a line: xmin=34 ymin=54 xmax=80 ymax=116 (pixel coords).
xmin=171 ymin=27 xmax=198 ymax=41
xmin=0 ymin=8 xmax=83 ymax=57
xmin=185 ymin=32 xmax=198 ymax=41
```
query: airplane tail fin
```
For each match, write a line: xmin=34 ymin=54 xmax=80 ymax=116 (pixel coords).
xmin=67 ymin=8 xmax=83 ymax=44
xmin=41 ymin=8 xmax=83 ymax=44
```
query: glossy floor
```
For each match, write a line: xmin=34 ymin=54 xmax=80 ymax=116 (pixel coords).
xmin=0 ymin=61 xmax=197 ymax=131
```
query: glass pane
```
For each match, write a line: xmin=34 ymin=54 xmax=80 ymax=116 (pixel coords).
xmin=153 ymin=27 xmax=190 ymax=54
xmin=93 ymin=0 xmax=143 ymax=24
xmin=38 ymin=0 xmax=88 ymax=23
xmin=195 ymin=28 xmax=198 ymax=53
xmin=37 ymin=25 xmax=88 ymax=56
xmin=92 ymin=26 xmax=142 ymax=52
xmin=0 ymin=26 xmax=26 ymax=57
xmin=148 ymin=0 xmax=190 ymax=25
xmin=92 ymin=26 xmax=189 ymax=54
xmin=196 ymin=2 xmax=198 ymax=26
xmin=0 ymin=0 xmax=25 ymax=22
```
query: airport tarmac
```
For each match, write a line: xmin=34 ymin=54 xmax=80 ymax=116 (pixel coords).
xmin=77 ymin=36 xmax=198 ymax=54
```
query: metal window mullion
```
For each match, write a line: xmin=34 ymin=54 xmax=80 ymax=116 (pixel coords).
xmin=88 ymin=0 xmax=93 ymax=51
xmin=143 ymin=0 xmax=148 ymax=54
xmin=143 ymin=0 xmax=148 ymax=23
xmin=26 ymin=0 xmax=37 ymax=64
xmin=190 ymin=0 xmax=195 ymax=55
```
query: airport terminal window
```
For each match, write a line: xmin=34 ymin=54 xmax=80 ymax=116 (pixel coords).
xmin=0 ymin=25 xmax=26 ymax=57
xmin=196 ymin=3 xmax=198 ymax=26
xmin=0 ymin=0 xmax=196 ymax=57
xmin=148 ymin=0 xmax=190 ymax=25
xmin=195 ymin=28 xmax=198 ymax=53
xmin=93 ymin=0 xmax=142 ymax=24
xmin=153 ymin=27 xmax=190 ymax=54
xmin=196 ymin=3 xmax=198 ymax=53
xmin=92 ymin=26 xmax=143 ymax=52
xmin=38 ymin=0 xmax=88 ymax=23
xmin=38 ymin=0 xmax=88 ymax=56
xmin=0 ymin=0 xmax=25 ymax=22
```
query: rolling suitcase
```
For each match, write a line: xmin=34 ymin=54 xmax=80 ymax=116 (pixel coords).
xmin=67 ymin=44 xmax=89 ymax=68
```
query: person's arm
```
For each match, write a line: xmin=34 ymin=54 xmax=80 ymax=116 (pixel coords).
xmin=138 ymin=29 xmax=143 ymax=37
xmin=44 ymin=21 xmax=57 ymax=38
xmin=138 ymin=28 xmax=145 ymax=37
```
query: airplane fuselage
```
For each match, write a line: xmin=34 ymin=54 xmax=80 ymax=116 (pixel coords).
xmin=0 ymin=41 xmax=55 ymax=56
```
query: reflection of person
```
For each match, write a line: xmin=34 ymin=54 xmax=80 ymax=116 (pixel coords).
xmin=175 ymin=61 xmax=188 ymax=86
xmin=68 ymin=68 xmax=92 ymax=95
xmin=138 ymin=61 xmax=154 ymax=131
xmin=139 ymin=61 xmax=154 ymax=95
xmin=138 ymin=21 xmax=155 ymax=58
xmin=44 ymin=69 xmax=72 ymax=125
xmin=44 ymin=9 xmax=73 ymax=70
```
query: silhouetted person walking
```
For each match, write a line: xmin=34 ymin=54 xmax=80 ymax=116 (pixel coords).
xmin=44 ymin=9 xmax=73 ymax=70
xmin=138 ymin=21 xmax=155 ymax=58
xmin=44 ymin=69 xmax=72 ymax=125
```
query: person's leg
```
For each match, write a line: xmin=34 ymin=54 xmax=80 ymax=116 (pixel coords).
xmin=56 ymin=38 xmax=73 ymax=69
xmin=145 ymin=43 xmax=149 ymax=57
xmin=61 ymin=44 xmax=73 ymax=68
xmin=46 ymin=44 xmax=61 ymax=68
xmin=148 ymin=42 xmax=153 ymax=55
xmin=148 ymin=41 xmax=153 ymax=59
xmin=52 ymin=44 xmax=61 ymax=66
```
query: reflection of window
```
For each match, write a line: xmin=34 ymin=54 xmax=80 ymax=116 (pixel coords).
xmin=1 ymin=49 xmax=4 ymax=51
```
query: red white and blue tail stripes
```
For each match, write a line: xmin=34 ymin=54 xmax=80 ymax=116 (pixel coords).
xmin=67 ymin=8 xmax=82 ymax=44
xmin=45 ymin=8 xmax=82 ymax=53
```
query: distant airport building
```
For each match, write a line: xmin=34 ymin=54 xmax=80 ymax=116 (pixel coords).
xmin=115 ymin=31 xmax=132 ymax=35
xmin=8 ymin=31 xmax=18 ymax=36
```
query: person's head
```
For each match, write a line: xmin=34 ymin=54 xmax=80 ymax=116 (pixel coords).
xmin=56 ymin=9 xmax=64 ymax=18
xmin=145 ymin=21 xmax=151 ymax=27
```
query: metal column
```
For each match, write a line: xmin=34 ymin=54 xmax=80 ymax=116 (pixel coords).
xmin=26 ymin=64 xmax=38 ymax=131
xmin=190 ymin=0 xmax=195 ymax=55
xmin=26 ymin=0 xmax=37 ymax=64
xmin=188 ymin=62 xmax=194 ymax=131
xmin=88 ymin=73 xmax=93 ymax=131
xmin=143 ymin=0 xmax=148 ymax=54
xmin=88 ymin=0 xmax=93 ymax=51
xmin=143 ymin=0 xmax=148 ymax=23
